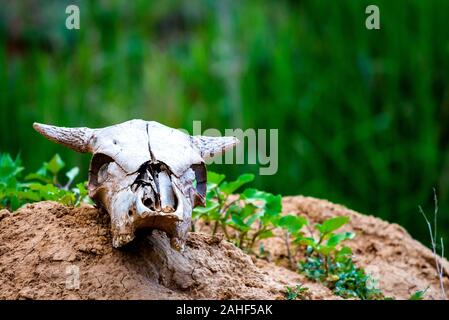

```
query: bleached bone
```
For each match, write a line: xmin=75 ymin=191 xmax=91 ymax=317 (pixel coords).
xmin=33 ymin=119 xmax=238 ymax=250
xmin=158 ymin=170 xmax=175 ymax=213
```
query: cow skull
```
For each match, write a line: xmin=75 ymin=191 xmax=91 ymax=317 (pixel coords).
xmin=33 ymin=120 xmax=238 ymax=250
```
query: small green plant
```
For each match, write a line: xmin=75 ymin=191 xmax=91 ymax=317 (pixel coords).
xmin=409 ymin=288 xmax=428 ymax=300
xmin=283 ymin=216 xmax=384 ymax=300
xmin=0 ymin=153 xmax=89 ymax=211
xmin=192 ymin=170 xmax=425 ymax=300
xmin=193 ymin=171 xmax=283 ymax=252
xmin=284 ymin=284 xmax=309 ymax=300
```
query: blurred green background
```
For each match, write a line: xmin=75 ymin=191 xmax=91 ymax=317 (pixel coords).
xmin=1 ymin=0 xmax=449 ymax=249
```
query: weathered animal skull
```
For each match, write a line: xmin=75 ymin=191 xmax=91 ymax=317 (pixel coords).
xmin=33 ymin=120 xmax=238 ymax=250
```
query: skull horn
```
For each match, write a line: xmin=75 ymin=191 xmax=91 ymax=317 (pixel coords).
xmin=33 ymin=123 xmax=95 ymax=153
xmin=192 ymin=135 xmax=239 ymax=159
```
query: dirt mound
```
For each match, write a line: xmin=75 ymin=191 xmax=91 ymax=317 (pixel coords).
xmin=264 ymin=197 xmax=449 ymax=299
xmin=0 ymin=197 xmax=447 ymax=300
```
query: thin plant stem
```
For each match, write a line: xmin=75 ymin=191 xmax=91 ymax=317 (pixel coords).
xmin=212 ymin=220 xmax=219 ymax=236
xmin=418 ymin=188 xmax=447 ymax=300
xmin=284 ymin=231 xmax=295 ymax=270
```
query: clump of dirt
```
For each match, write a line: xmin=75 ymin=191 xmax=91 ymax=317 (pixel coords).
xmin=0 ymin=197 xmax=447 ymax=300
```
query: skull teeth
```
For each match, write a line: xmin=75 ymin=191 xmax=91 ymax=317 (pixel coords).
xmin=112 ymin=234 xmax=134 ymax=248
xmin=170 ymin=237 xmax=184 ymax=251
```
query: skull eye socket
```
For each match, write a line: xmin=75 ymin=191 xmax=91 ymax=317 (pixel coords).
xmin=88 ymin=153 xmax=115 ymax=190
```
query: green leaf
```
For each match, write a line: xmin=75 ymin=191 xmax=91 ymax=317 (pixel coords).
xmin=264 ymin=194 xmax=282 ymax=216
xmin=241 ymin=189 xmax=282 ymax=224
xmin=245 ymin=209 xmax=262 ymax=227
xmin=9 ymin=195 xmax=20 ymax=211
xmin=25 ymin=173 xmax=52 ymax=184
xmin=335 ymin=246 xmax=353 ymax=262
xmin=207 ymin=171 xmax=226 ymax=186
xmin=0 ymin=153 xmax=15 ymax=168
xmin=230 ymin=214 xmax=250 ymax=231
xmin=277 ymin=215 xmax=308 ymax=233
xmin=326 ymin=232 xmax=355 ymax=247
xmin=75 ymin=182 xmax=88 ymax=192
xmin=58 ymin=193 xmax=76 ymax=206
xmin=409 ymin=288 xmax=428 ymax=300
xmin=220 ymin=173 xmax=254 ymax=195
xmin=317 ymin=244 xmax=334 ymax=256
xmin=316 ymin=216 xmax=349 ymax=235
xmin=337 ymin=246 xmax=353 ymax=256
xmin=293 ymin=236 xmax=316 ymax=247
xmin=0 ymin=153 xmax=23 ymax=181
xmin=65 ymin=167 xmax=80 ymax=186
xmin=193 ymin=199 xmax=220 ymax=215
xmin=17 ymin=190 xmax=40 ymax=202
xmin=240 ymin=203 xmax=258 ymax=219
xmin=46 ymin=154 xmax=65 ymax=175
xmin=27 ymin=182 xmax=45 ymax=191
xmin=258 ymin=229 xmax=274 ymax=240
xmin=242 ymin=188 xmax=270 ymax=202
xmin=285 ymin=285 xmax=308 ymax=300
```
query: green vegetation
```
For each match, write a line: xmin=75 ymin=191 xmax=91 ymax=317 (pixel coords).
xmin=292 ymin=216 xmax=384 ymax=300
xmin=0 ymin=153 xmax=89 ymax=211
xmin=192 ymin=171 xmax=282 ymax=252
xmin=284 ymin=284 xmax=309 ymax=300
xmin=195 ymin=171 xmax=431 ymax=300
xmin=1 ymin=1 xmax=449 ymax=250
xmin=409 ymin=288 xmax=428 ymax=300
xmin=195 ymin=171 xmax=384 ymax=299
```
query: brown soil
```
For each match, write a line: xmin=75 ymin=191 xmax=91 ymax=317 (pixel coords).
xmin=0 ymin=196 xmax=448 ymax=300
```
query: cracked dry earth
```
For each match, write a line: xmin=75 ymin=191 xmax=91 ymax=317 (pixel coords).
xmin=0 ymin=197 xmax=448 ymax=300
